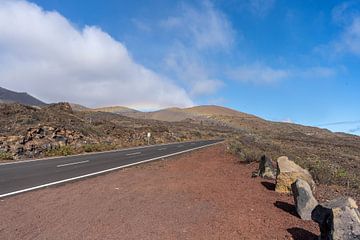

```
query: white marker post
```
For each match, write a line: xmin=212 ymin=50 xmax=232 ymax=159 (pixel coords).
xmin=147 ymin=132 xmax=151 ymax=145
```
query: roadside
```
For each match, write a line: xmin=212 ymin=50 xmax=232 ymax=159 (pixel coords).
xmin=0 ymin=144 xmax=319 ymax=240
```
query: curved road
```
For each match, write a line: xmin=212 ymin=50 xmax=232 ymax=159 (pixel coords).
xmin=0 ymin=139 xmax=222 ymax=198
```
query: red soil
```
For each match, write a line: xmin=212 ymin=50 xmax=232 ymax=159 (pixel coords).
xmin=0 ymin=144 xmax=319 ymax=239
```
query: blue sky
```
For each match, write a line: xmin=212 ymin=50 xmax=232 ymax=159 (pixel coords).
xmin=0 ymin=0 xmax=359 ymax=134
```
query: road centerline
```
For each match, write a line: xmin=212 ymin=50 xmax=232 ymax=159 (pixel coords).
xmin=125 ymin=152 xmax=142 ymax=156
xmin=0 ymin=140 xmax=223 ymax=198
xmin=56 ymin=160 xmax=89 ymax=168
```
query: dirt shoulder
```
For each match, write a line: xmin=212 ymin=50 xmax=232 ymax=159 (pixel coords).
xmin=0 ymin=145 xmax=319 ymax=240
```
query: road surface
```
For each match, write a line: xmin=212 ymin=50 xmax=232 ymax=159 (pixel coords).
xmin=0 ymin=139 xmax=222 ymax=198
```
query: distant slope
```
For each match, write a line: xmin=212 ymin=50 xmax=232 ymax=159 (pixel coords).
xmin=69 ymin=103 xmax=89 ymax=111
xmin=184 ymin=105 xmax=248 ymax=117
xmin=0 ymin=87 xmax=46 ymax=106
xmin=92 ymin=106 xmax=139 ymax=114
xmin=122 ymin=105 xmax=261 ymax=123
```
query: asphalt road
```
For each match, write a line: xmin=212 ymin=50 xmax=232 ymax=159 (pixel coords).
xmin=0 ymin=139 xmax=222 ymax=198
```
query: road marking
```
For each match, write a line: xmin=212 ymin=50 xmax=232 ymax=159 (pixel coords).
xmin=0 ymin=141 xmax=222 ymax=199
xmin=126 ymin=152 xmax=141 ymax=156
xmin=177 ymin=145 xmax=183 ymax=147
xmin=0 ymin=140 xmax=207 ymax=166
xmin=56 ymin=160 xmax=89 ymax=168
xmin=158 ymin=148 xmax=167 ymax=151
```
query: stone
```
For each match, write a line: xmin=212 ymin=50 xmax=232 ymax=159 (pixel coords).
xmin=7 ymin=135 xmax=21 ymax=142
xmin=259 ymin=155 xmax=277 ymax=180
xmin=312 ymin=197 xmax=360 ymax=240
xmin=291 ymin=178 xmax=318 ymax=220
xmin=275 ymin=156 xmax=315 ymax=194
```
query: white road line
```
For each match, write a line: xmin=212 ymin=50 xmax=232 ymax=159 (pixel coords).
xmin=0 ymin=140 xmax=207 ymax=166
xmin=56 ymin=160 xmax=89 ymax=168
xmin=177 ymin=145 xmax=183 ymax=147
xmin=0 ymin=141 xmax=222 ymax=199
xmin=125 ymin=152 xmax=141 ymax=156
xmin=158 ymin=148 xmax=167 ymax=151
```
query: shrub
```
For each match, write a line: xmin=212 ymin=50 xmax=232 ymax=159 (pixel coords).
xmin=307 ymin=159 xmax=334 ymax=185
xmin=82 ymin=143 xmax=114 ymax=153
xmin=0 ymin=151 xmax=13 ymax=160
xmin=226 ymin=140 xmax=262 ymax=164
xmin=45 ymin=145 xmax=75 ymax=157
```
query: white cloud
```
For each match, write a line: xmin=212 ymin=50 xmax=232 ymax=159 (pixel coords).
xmin=158 ymin=1 xmax=231 ymax=96
xmin=337 ymin=16 xmax=360 ymax=56
xmin=228 ymin=63 xmax=289 ymax=84
xmin=325 ymin=2 xmax=360 ymax=58
xmin=164 ymin=44 xmax=224 ymax=96
xmin=247 ymin=0 xmax=276 ymax=17
xmin=332 ymin=1 xmax=360 ymax=25
xmin=0 ymin=0 xmax=193 ymax=109
xmin=300 ymin=67 xmax=337 ymax=79
xmin=160 ymin=0 xmax=234 ymax=50
xmin=281 ymin=118 xmax=293 ymax=124
xmin=131 ymin=18 xmax=151 ymax=32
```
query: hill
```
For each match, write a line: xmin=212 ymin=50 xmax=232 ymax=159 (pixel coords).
xmin=121 ymin=105 xmax=259 ymax=123
xmin=117 ymin=104 xmax=360 ymax=198
xmin=0 ymin=102 xmax=232 ymax=160
xmin=1 ymin=102 xmax=360 ymax=200
xmin=0 ymin=87 xmax=46 ymax=106
xmin=92 ymin=106 xmax=139 ymax=114
xmin=69 ymin=103 xmax=89 ymax=111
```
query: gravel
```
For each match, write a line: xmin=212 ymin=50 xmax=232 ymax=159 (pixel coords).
xmin=0 ymin=145 xmax=318 ymax=239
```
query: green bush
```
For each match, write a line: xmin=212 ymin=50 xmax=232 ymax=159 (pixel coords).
xmin=45 ymin=145 xmax=75 ymax=157
xmin=226 ymin=140 xmax=262 ymax=164
xmin=82 ymin=143 xmax=114 ymax=153
xmin=0 ymin=151 xmax=13 ymax=160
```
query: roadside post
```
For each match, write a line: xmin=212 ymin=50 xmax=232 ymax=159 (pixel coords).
xmin=147 ymin=132 xmax=151 ymax=145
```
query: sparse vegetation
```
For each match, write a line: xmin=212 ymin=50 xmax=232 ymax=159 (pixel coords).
xmin=227 ymin=133 xmax=360 ymax=199
xmin=1 ymin=102 xmax=360 ymax=200
xmin=226 ymin=139 xmax=263 ymax=164
xmin=45 ymin=145 xmax=76 ymax=157
xmin=0 ymin=151 xmax=13 ymax=160
xmin=82 ymin=143 xmax=116 ymax=153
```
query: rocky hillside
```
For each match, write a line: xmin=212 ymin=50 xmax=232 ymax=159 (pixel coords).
xmin=0 ymin=86 xmax=46 ymax=106
xmin=0 ymin=102 xmax=233 ymax=160
xmin=1 ymin=102 xmax=360 ymax=197
xmin=109 ymin=104 xmax=360 ymax=197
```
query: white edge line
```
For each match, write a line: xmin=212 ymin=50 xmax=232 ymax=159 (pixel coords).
xmin=56 ymin=160 xmax=89 ymax=168
xmin=0 ymin=140 xmax=220 ymax=166
xmin=0 ymin=141 xmax=222 ymax=198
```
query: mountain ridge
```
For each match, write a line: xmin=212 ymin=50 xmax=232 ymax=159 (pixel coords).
xmin=0 ymin=87 xmax=46 ymax=106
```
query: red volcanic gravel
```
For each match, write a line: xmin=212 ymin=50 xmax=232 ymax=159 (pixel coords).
xmin=0 ymin=144 xmax=319 ymax=239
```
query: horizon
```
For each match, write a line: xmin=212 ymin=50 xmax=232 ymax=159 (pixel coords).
xmin=0 ymin=0 xmax=359 ymax=135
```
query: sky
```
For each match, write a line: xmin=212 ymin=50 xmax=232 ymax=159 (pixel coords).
xmin=0 ymin=0 xmax=359 ymax=134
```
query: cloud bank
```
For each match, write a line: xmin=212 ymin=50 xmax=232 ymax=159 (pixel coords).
xmin=228 ymin=63 xmax=289 ymax=84
xmin=0 ymin=0 xmax=193 ymax=109
xmin=160 ymin=1 xmax=233 ymax=96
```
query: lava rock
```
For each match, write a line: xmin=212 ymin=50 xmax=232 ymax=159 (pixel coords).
xmin=291 ymin=178 xmax=318 ymax=220
xmin=259 ymin=155 xmax=277 ymax=180
xmin=312 ymin=197 xmax=360 ymax=240
xmin=275 ymin=156 xmax=315 ymax=194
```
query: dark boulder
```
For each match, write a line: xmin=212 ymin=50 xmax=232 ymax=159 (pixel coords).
xmin=291 ymin=179 xmax=318 ymax=220
xmin=312 ymin=197 xmax=360 ymax=240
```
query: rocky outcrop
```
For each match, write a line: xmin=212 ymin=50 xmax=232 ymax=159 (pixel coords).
xmin=291 ymin=179 xmax=318 ymax=220
xmin=312 ymin=197 xmax=360 ymax=240
xmin=0 ymin=126 xmax=87 ymax=159
xmin=275 ymin=156 xmax=315 ymax=194
xmin=258 ymin=155 xmax=277 ymax=179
